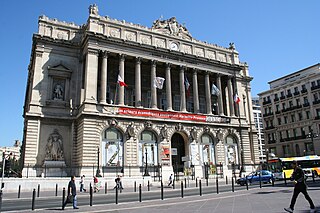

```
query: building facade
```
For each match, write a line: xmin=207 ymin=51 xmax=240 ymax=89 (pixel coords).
xmin=259 ymin=63 xmax=320 ymax=158
xmin=22 ymin=4 xmax=259 ymax=178
xmin=252 ymin=97 xmax=265 ymax=162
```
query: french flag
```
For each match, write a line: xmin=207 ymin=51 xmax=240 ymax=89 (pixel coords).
xmin=117 ymin=75 xmax=128 ymax=87
xmin=234 ymin=93 xmax=240 ymax=104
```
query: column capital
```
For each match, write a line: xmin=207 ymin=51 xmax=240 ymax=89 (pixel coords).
xmin=87 ymin=48 xmax=99 ymax=56
xmin=100 ymin=50 xmax=108 ymax=58
xmin=151 ymin=60 xmax=157 ymax=67
xmin=193 ymin=68 xmax=198 ymax=74
xmin=119 ymin=54 xmax=126 ymax=61
xmin=135 ymin=57 xmax=141 ymax=64
xmin=165 ymin=63 xmax=171 ymax=68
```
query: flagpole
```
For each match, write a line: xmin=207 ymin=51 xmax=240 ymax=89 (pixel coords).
xmin=234 ymin=71 xmax=245 ymax=177
xmin=114 ymin=83 xmax=118 ymax=105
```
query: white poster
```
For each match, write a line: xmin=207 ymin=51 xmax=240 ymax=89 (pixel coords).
xmin=191 ymin=143 xmax=199 ymax=165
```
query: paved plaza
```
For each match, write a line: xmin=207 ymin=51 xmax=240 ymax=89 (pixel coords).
xmin=4 ymin=181 xmax=320 ymax=213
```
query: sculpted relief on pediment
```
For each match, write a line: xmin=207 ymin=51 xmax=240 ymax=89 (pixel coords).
xmin=151 ymin=17 xmax=192 ymax=40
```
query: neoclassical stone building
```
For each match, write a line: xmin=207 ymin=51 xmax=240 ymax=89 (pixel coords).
xmin=22 ymin=4 xmax=259 ymax=178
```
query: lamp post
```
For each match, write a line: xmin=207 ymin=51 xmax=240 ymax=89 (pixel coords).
xmin=144 ymin=146 xmax=150 ymax=176
xmin=96 ymin=147 xmax=101 ymax=177
xmin=266 ymin=150 xmax=269 ymax=171
xmin=307 ymin=128 xmax=318 ymax=155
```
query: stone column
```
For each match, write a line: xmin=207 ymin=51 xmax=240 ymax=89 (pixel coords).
xmin=217 ymin=74 xmax=224 ymax=115
xmin=205 ymin=72 xmax=212 ymax=114
xmin=135 ymin=57 xmax=141 ymax=107
xmin=165 ymin=63 xmax=172 ymax=111
xmin=227 ymin=76 xmax=235 ymax=116
xmin=179 ymin=66 xmax=186 ymax=112
xmin=151 ymin=60 xmax=157 ymax=109
xmin=84 ymin=49 xmax=99 ymax=103
xmin=118 ymin=54 xmax=125 ymax=105
xmin=100 ymin=51 xmax=108 ymax=104
xmin=193 ymin=69 xmax=199 ymax=113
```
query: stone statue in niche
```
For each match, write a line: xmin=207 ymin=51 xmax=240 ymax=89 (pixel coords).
xmin=45 ymin=129 xmax=64 ymax=161
xmin=126 ymin=122 xmax=135 ymax=139
xmin=160 ymin=124 xmax=168 ymax=140
xmin=53 ymin=83 xmax=64 ymax=100
xmin=190 ymin=126 xmax=197 ymax=141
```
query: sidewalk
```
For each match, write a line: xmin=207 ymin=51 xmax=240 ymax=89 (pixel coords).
xmin=9 ymin=182 xmax=320 ymax=213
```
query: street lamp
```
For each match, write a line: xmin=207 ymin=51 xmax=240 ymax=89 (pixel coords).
xmin=144 ymin=146 xmax=150 ymax=176
xmin=307 ymin=128 xmax=318 ymax=155
xmin=96 ymin=147 xmax=101 ymax=177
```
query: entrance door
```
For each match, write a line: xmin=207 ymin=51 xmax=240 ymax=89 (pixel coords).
xmin=171 ymin=133 xmax=185 ymax=172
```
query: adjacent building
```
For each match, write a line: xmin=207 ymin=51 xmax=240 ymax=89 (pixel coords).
xmin=259 ymin=63 xmax=320 ymax=158
xmin=252 ymin=97 xmax=265 ymax=162
xmin=0 ymin=140 xmax=21 ymax=162
xmin=22 ymin=4 xmax=259 ymax=178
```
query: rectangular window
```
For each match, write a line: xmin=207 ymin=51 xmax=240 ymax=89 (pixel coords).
xmin=304 ymin=96 xmax=309 ymax=104
xmin=284 ymin=116 xmax=288 ymax=124
xmin=199 ymin=97 xmax=205 ymax=114
xmin=298 ymin=112 xmax=303 ymax=121
xmin=173 ymin=95 xmax=180 ymax=111
xmin=291 ymin=114 xmax=295 ymax=122
xmin=296 ymin=98 xmax=300 ymax=106
xmin=306 ymin=111 xmax=310 ymax=119
xmin=294 ymin=87 xmax=299 ymax=93
xmin=278 ymin=117 xmax=281 ymax=125
xmin=302 ymin=84 xmax=306 ymax=90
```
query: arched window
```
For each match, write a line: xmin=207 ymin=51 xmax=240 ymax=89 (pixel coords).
xmin=139 ymin=130 xmax=158 ymax=166
xmin=102 ymin=128 xmax=123 ymax=166
xmin=225 ymin=136 xmax=238 ymax=165
xmin=200 ymin=134 xmax=216 ymax=164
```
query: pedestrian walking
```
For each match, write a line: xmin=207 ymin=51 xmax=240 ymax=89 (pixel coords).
xmin=113 ymin=175 xmax=124 ymax=190
xmin=63 ymin=176 xmax=79 ymax=209
xmin=284 ymin=161 xmax=315 ymax=213
xmin=93 ymin=176 xmax=101 ymax=192
xmin=80 ymin=175 xmax=86 ymax=192
xmin=168 ymin=174 xmax=173 ymax=186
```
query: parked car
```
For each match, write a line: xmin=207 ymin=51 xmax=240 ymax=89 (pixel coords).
xmin=236 ymin=170 xmax=275 ymax=186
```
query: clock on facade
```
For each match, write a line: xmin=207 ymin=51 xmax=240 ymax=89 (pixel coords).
xmin=170 ymin=42 xmax=179 ymax=51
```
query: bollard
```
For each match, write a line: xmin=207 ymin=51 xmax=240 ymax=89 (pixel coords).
xmin=0 ymin=190 xmax=3 ymax=212
xmin=185 ymin=178 xmax=187 ymax=188
xmin=312 ymin=170 xmax=315 ymax=182
xmin=55 ymin=184 xmax=58 ymax=196
xmin=173 ymin=179 xmax=175 ymax=189
xmin=206 ymin=177 xmax=208 ymax=186
xmin=246 ymin=176 xmax=249 ymax=190
xmin=181 ymin=181 xmax=184 ymax=198
xmin=18 ymin=185 xmax=21 ymax=198
xmin=259 ymin=173 xmax=262 ymax=188
xmin=90 ymin=184 xmax=93 ymax=206
xmin=216 ymin=177 xmax=219 ymax=194
xmin=62 ymin=187 xmax=65 ymax=210
xmin=134 ymin=181 xmax=136 ymax=192
xmin=272 ymin=175 xmax=275 ymax=187
xmin=115 ymin=187 xmax=118 ymax=204
xmin=139 ymin=184 xmax=142 ymax=202
xmin=32 ymin=188 xmax=36 ymax=210
xmin=199 ymin=180 xmax=202 ymax=196
xmin=226 ymin=176 xmax=228 ymax=185
xmin=148 ymin=180 xmax=150 ymax=191
xmin=231 ymin=177 xmax=234 ymax=192
xmin=105 ymin=182 xmax=108 ymax=194
xmin=284 ymin=172 xmax=287 ymax=186
xmin=37 ymin=184 xmax=40 ymax=197
xmin=161 ymin=181 xmax=163 ymax=200
xmin=196 ymin=178 xmax=198 ymax=187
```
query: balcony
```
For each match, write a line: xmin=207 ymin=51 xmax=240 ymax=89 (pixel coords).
xmin=280 ymin=96 xmax=286 ymax=100
xmin=274 ymin=97 xmax=279 ymax=102
xmin=265 ymin=126 xmax=275 ymax=130
xmin=268 ymin=140 xmax=276 ymax=144
xmin=311 ymin=85 xmax=320 ymax=91
xmin=262 ymin=100 xmax=272 ymax=105
xmin=313 ymin=99 xmax=320 ymax=105
xmin=301 ymin=88 xmax=307 ymax=93
xmin=315 ymin=115 xmax=320 ymax=120
xmin=286 ymin=94 xmax=293 ymax=98
xmin=263 ymin=112 xmax=274 ymax=117
xmin=303 ymin=102 xmax=310 ymax=107
xmin=275 ymin=110 xmax=281 ymax=114
xmin=293 ymin=91 xmax=300 ymax=96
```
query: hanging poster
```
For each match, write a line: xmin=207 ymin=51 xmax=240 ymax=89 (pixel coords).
xmin=160 ymin=144 xmax=170 ymax=166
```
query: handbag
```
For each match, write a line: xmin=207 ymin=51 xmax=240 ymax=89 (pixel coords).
xmin=66 ymin=195 xmax=73 ymax=203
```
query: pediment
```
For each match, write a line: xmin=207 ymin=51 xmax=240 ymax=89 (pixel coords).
xmin=151 ymin=17 xmax=192 ymax=40
xmin=48 ymin=63 xmax=72 ymax=78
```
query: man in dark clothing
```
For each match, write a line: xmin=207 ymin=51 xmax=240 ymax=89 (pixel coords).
xmin=284 ymin=161 xmax=315 ymax=213
xmin=63 ymin=176 xmax=79 ymax=209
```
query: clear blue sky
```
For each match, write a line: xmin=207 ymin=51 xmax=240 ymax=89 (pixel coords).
xmin=0 ymin=0 xmax=319 ymax=147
